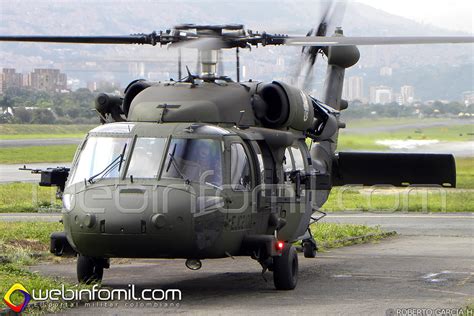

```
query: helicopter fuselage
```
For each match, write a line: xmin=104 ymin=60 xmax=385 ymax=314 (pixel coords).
xmin=62 ymin=120 xmax=314 ymax=259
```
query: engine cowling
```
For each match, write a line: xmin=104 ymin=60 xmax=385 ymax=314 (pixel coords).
xmin=254 ymin=81 xmax=314 ymax=131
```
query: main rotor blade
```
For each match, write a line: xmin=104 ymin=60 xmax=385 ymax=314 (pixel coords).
xmin=0 ymin=34 xmax=158 ymax=45
xmin=287 ymin=36 xmax=474 ymax=46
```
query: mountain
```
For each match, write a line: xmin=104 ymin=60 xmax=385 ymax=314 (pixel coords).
xmin=0 ymin=0 xmax=472 ymax=100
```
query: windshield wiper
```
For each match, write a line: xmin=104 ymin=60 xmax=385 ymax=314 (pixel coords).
xmin=87 ymin=143 xmax=127 ymax=184
xmin=165 ymin=144 xmax=190 ymax=184
xmin=117 ymin=143 xmax=127 ymax=172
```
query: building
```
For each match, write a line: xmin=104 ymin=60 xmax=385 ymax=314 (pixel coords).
xmin=87 ymin=80 xmax=122 ymax=92
xmin=347 ymin=76 xmax=364 ymax=101
xmin=370 ymin=85 xmax=393 ymax=105
xmin=462 ymin=91 xmax=474 ymax=106
xmin=30 ymin=68 xmax=67 ymax=92
xmin=128 ymin=62 xmax=146 ymax=77
xmin=380 ymin=66 xmax=393 ymax=77
xmin=393 ymin=93 xmax=403 ymax=105
xmin=400 ymin=85 xmax=415 ymax=105
xmin=0 ymin=68 xmax=23 ymax=94
xmin=342 ymin=78 xmax=349 ymax=100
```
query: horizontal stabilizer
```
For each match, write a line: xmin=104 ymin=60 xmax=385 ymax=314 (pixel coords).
xmin=333 ymin=152 xmax=456 ymax=187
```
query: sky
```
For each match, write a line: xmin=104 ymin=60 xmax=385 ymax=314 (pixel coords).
xmin=356 ymin=0 xmax=473 ymax=33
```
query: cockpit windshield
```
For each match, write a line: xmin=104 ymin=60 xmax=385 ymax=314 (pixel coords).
xmin=162 ymin=138 xmax=223 ymax=187
xmin=69 ymin=134 xmax=224 ymax=187
xmin=126 ymin=138 xmax=167 ymax=178
xmin=69 ymin=136 xmax=130 ymax=185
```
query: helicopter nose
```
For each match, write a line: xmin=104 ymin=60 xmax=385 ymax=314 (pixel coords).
xmin=64 ymin=184 xmax=226 ymax=257
xmin=75 ymin=185 xmax=194 ymax=233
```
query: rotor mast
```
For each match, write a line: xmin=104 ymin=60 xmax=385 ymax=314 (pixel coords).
xmin=196 ymin=27 xmax=220 ymax=79
xmin=199 ymin=50 xmax=220 ymax=79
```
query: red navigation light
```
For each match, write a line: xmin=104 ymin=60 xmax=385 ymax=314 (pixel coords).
xmin=276 ymin=241 xmax=284 ymax=251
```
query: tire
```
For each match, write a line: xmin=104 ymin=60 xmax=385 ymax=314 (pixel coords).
xmin=303 ymin=241 xmax=317 ymax=258
xmin=77 ymin=255 xmax=104 ymax=284
xmin=273 ymin=244 xmax=298 ymax=290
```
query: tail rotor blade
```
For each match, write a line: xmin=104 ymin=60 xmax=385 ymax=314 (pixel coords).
xmin=295 ymin=0 xmax=347 ymax=91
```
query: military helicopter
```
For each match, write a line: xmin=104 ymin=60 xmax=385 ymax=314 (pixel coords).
xmin=2 ymin=10 xmax=472 ymax=291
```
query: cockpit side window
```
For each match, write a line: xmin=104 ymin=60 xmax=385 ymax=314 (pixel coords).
xmin=230 ymin=143 xmax=252 ymax=191
xmin=127 ymin=137 xmax=167 ymax=179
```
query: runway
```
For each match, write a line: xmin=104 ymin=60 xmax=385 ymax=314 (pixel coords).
xmin=0 ymin=138 xmax=82 ymax=148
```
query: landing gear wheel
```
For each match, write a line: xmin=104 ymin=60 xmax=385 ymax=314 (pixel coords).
xmin=302 ymin=240 xmax=317 ymax=258
xmin=273 ymin=244 xmax=298 ymax=290
xmin=77 ymin=255 xmax=104 ymax=284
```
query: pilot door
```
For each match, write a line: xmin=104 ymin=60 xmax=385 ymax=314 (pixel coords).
xmin=221 ymin=136 xmax=256 ymax=245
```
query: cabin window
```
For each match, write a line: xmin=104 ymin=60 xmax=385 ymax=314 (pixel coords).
xmin=127 ymin=138 xmax=166 ymax=178
xmin=230 ymin=143 xmax=252 ymax=191
xmin=161 ymin=138 xmax=223 ymax=187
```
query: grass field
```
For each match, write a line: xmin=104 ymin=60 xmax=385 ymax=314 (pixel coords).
xmin=0 ymin=124 xmax=91 ymax=164
xmin=0 ymin=222 xmax=90 ymax=314
xmin=343 ymin=117 xmax=445 ymax=129
xmin=310 ymin=222 xmax=386 ymax=250
xmin=0 ymin=145 xmax=78 ymax=164
xmin=0 ymin=124 xmax=95 ymax=139
xmin=338 ymin=124 xmax=473 ymax=151
xmin=0 ymin=183 xmax=61 ymax=213
xmin=456 ymin=158 xmax=474 ymax=189
xmin=321 ymin=188 xmax=473 ymax=213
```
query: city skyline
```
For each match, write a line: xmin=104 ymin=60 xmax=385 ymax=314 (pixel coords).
xmin=0 ymin=68 xmax=67 ymax=94
xmin=3 ymin=67 xmax=471 ymax=105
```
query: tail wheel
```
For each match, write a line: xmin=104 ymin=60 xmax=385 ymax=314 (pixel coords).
xmin=302 ymin=241 xmax=317 ymax=258
xmin=273 ymin=244 xmax=298 ymax=290
xmin=77 ymin=255 xmax=104 ymax=284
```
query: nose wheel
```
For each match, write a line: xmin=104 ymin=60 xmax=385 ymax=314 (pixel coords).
xmin=77 ymin=255 xmax=108 ymax=284
xmin=273 ymin=243 xmax=298 ymax=290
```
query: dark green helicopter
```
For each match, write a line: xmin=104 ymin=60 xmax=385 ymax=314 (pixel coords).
xmin=3 ymin=15 xmax=472 ymax=290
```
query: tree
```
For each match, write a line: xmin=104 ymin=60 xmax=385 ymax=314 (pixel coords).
xmin=0 ymin=112 xmax=13 ymax=123
xmin=31 ymin=109 xmax=56 ymax=124
xmin=13 ymin=107 xmax=32 ymax=123
xmin=0 ymin=95 xmax=13 ymax=112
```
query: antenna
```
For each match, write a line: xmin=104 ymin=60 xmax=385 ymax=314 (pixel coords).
xmin=217 ymin=49 xmax=225 ymax=76
xmin=178 ymin=48 xmax=182 ymax=79
xmin=237 ymin=110 xmax=245 ymax=127
xmin=236 ymin=47 xmax=240 ymax=82
xmin=185 ymin=65 xmax=196 ymax=85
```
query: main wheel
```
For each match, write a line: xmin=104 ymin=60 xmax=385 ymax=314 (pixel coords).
xmin=302 ymin=241 xmax=317 ymax=258
xmin=273 ymin=244 xmax=298 ymax=290
xmin=77 ymin=255 xmax=104 ymax=284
